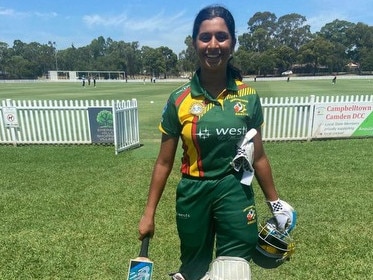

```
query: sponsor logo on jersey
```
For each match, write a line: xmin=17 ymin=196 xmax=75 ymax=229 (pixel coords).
xmin=194 ymin=126 xmax=248 ymax=140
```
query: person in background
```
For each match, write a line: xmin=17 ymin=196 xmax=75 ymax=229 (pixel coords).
xmin=138 ymin=5 xmax=295 ymax=280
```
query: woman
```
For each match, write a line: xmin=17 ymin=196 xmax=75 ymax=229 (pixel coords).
xmin=138 ymin=5 xmax=295 ymax=280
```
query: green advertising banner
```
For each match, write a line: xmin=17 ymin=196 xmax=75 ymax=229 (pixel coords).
xmin=352 ymin=110 xmax=373 ymax=136
xmin=312 ymin=102 xmax=373 ymax=138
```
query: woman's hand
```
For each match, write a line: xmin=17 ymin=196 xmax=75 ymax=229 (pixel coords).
xmin=138 ymin=214 xmax=155 ymax=240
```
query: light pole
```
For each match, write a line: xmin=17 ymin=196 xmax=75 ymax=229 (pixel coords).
xmin=53 ymin=42 xmax=58 ymax=71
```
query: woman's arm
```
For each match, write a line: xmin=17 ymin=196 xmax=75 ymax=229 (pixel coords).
xmin=252 ymin=127 xmax=279 ymax=201
xmin=138 ymin=133 xmax=179 ymax=240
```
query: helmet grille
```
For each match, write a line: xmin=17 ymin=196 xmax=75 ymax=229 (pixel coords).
xmin=257 ymin=221 xmax=295 ymax=261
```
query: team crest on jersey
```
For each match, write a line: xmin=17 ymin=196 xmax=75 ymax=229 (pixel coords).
xmin=243 ymin=205 xmax=257 ymax=224
xmin=232 ymin=99 xmax=248 ymax=116
xmin=234 ymin=102 xmax=245 ymax=113
xmin=189 ymin=102 xmax=205 ymax=116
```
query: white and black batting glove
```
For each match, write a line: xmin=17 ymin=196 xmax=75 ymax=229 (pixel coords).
xmin=169 ymin=272 xmax=186 ymax=280
xmin=267 ymin=199 xmax=297 ymax=233
xmin=231 ymin=142 xmax=254 ymax=172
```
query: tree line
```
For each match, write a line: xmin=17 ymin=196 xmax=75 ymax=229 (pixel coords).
xmin=1 ymin=11 xmax=372 ymax=79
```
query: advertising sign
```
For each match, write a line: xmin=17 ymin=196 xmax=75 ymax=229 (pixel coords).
xmin=88 ymin=107 xmax=114 ymax=143
xmin=2 ymin=107 xmax=19 ymax=128
xmin=312 ymin=102 xmax=373 ymax=138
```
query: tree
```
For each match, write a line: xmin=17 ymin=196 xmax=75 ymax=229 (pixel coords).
xmin=298 ymin=36 xmax=335 ymax=75
xmin=275 ymin=13 xmax=312 ymax=51
xmin=178 ymin=36 xmax=197 ymax=75
xmin=6 ymin=55 xmax=33 ymax=79
xmin=238 ymin=12 xmax=308 ymax=75
xmin=1 ymin=12 xmax=373 ymax=79
xmin=99 ymin=40 xmax=127 ymax=72
xmin=157 ymin=46 xmax=177 ymax=78
xmin=244 ymin=12 xmax=277 ymax=52
xmin=141 ymin=46 xmax=162 ymax=77
xmin=247 ymin=11 xmax=277 ymax=33
xmin=0 ymin=42 xmax=10 ymax=77
xmin=72 ymin=46 xmax=91 ymax=70
xmin=89 ymin=36 xmax=107 ymax=59
xmin=359 ymin=47 xmax=373 ymax=71
xmin=346 ymin=23 xmax=373 ymax=71
xmin=318 ymin=19 xmax=355 ymax=72
xmin=271 ymin=45 xmax=296 ymax=74
xmin=319 ymin=19 xmax=355 ymax=48
xmin=122 ymin=42 xmax=142 ymax=77
xmin=57 ymin=44 xmax=79 ymax=71
xmin=234 ymin=48 xmax=255 ymax=75
xmin=254 ymin=51 xmax=276 ymax=76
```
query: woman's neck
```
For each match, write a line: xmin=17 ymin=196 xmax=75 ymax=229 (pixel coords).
xmin=199 ymin=69 xmax=227 ymax=98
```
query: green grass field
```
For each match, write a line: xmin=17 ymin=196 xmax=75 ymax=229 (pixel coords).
xmin=1 ymin=77 xmax=373 ymax=100
xmin=1 ymin=79 xmax=373 ymax=279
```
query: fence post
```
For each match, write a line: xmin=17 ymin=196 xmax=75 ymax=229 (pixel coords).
xmin=307 ymin=95 xmax=316 ymax=141
xmin=112 ymin=100 xmax=119 ymax=155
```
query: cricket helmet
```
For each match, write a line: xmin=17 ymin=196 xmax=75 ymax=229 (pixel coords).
xmin=256 ymin=218 xmax=295 ymax=262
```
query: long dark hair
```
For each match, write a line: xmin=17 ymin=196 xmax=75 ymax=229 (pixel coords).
xmin=192 ymin=5 xmax=242 ymax=81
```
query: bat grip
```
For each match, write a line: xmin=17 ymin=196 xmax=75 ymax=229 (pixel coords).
xmin=139 ymin=236 xmax=150 ymax=258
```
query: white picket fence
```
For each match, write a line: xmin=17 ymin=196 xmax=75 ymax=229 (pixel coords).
xmin=261 ymin=96 xmax=312 ymax=141
xmin=0 ymin=99 xmax=140 ymax=154
xmin=113 ymin=99 xmax=140 ymax=155
xmin=261 ymin=94 xmax=373 ymax=141
xmin=1 ymin=95 xmax=372 ymax=153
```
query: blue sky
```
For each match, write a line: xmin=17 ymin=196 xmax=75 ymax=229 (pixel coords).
xmin=1 ymin=0 xmax=372 ymax=54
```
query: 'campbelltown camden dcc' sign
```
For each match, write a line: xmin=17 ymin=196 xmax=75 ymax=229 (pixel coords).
xmin=312 ymin=102 xmax=373 ymax=138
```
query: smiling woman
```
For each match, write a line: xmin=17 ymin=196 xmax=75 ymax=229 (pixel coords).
xmin=193 ymin=17 xmax=234 ymax=96
xmin=191 ymin=5 xmax=240 ymax=98
xmin=137 ymin=5 xmax=296 ymax=280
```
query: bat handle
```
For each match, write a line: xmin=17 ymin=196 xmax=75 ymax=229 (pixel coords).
xmin=139 ymin=236 xmax=150 ymax=258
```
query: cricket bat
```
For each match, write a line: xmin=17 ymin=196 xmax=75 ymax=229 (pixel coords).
xmin=237 ymin=128 xmax=257 ymax=148
xmin=127 ymin=236 xmax=153 ymax=280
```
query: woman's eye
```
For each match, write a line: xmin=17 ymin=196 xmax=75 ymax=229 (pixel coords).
xmin=199 ymin=33 xmax=212 ymax=42
xmin=215 ymin=32 xmax=229 ymax=42
xmin=198 ymin=32 xmax=229 ymax=43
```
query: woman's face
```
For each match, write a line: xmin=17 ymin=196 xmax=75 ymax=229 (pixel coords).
xmin=194 ymin=17 xmax=234 ymax=72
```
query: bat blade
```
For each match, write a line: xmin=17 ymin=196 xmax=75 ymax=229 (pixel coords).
xmin=237 ymin=128 xmax=257 ymax=148
xmin=127 ymin=236 xmax=153 ymax=280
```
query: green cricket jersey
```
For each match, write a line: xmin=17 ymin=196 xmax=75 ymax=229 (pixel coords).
xmin=159 ymin=69 xmax=263 ymax=178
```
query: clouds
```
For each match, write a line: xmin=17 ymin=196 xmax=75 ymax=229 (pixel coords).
xmin=83 ymin=13 xmax=128 ymax=27
xmin=304 ymin=0 xmax=372 ymax=31
xmin=81 ymin=9 xmax=191 ymax=53
xmin=125 ymin=11 xmax=191 ymax=52
xmin=0 ymin=7 xmax=15 ymax=16
xmin=307 ymin=12 xmax=347 ymax=32
xmin=0 ymin=0 xmax=372 ymax=54
xmin=0 ymin=6 xmax=57 ymax=19
xmin=82 ymin=9 xmax=188 ymax=33
xmin=33 ymin=11 xmax=58 ymax=19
